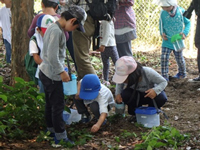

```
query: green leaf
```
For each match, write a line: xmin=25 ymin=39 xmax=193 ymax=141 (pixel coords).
xmin=0 ymin=95 xmax=7 ymax=102
xmin=147 ymin=145 xmax=152 ymax=150
xmin=64 ymin=106 xmax=71 ymax=113
xmin=0 ymin=76 xmax=3 ymax=82
xmin=14 ymin=77 xmax=25 ymax=83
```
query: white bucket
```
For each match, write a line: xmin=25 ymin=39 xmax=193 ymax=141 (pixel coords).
xmin=173 ymin=39 xmax=185 ymax=52
xmin=135 ymin=107 xmax=160 ymax=128
xmin=63 ymin=74 xmax=77 ymax=95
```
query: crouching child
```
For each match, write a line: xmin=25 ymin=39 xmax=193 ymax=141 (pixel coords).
xmin=74 ymin=74 xmax=115 ymax=133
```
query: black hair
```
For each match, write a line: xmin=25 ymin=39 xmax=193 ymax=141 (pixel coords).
xmin=42 ymin=0 xmax=58 ymax=9
xmin=127 ymin=62 xmax=143 ymax=87
xmin=126 ymin=62 xmax=143 ymax=104
xmin=61 ymin=11 xmax=79 ymax=25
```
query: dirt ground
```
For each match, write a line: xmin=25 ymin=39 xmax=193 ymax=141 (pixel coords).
xmin=0 ymin=29 xmax=200 ymax=149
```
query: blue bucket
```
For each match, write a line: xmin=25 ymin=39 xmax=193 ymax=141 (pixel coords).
xmin=63 ymin=74 xmax=77 ymax=95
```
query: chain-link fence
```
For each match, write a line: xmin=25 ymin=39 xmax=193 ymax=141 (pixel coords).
xmin=133 ymin=0 xmax=195 ymax=51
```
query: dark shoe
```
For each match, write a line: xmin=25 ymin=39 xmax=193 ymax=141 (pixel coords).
xmin=193 ymin=76 xmax=200 ymax=82
xmin=54 ymin=137 xmax=74 ymax=145
xmin=173 ymin=73 xmax=186 ymax=79
xmin=81 ymin=113 xmax=91 ymax=123
xmin=128 ymin=115 xmax=136 ymax=123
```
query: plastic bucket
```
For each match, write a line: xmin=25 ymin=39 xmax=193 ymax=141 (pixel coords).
xmin=115 ymin=102 xmax=125 ymax=116
xmin=135 ymin=107 xmax=160 ymax=128
xmin=171 ymin=34 xmax=185 ymax=52
xmin=63 ymin=74 xmax=77 ymax=95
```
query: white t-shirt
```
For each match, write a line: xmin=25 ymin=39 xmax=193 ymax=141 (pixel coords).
xmin=29 ymin=32 xmax=43 ymax=79
xmin=84 ymin=84 xmax=115 ymax=114
xmin=99 ymin=20 xmax=116 ymax=47
xmin=0 ymin=6 xmax=11 ymax=44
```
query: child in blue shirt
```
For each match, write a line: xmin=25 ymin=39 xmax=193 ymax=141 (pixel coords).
xmin=158 ymin=0 xmax=191 ymax=81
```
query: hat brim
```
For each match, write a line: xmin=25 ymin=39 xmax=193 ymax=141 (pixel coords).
xmin=79 ymin=90 xmax=99 ymax=100
xmin=77 ymin=23 xmax=85 ymax=32
xmin=112 ymin=72 xmax=128 ymax=84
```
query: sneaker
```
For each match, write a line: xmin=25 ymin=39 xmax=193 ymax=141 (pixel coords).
xmin=81 ymin=113 xmax=91 ymax=123
xmin=193 ymin=76 xmax=200 ymax=82
xmin=173 ymin=73 xmax=186 ymax=79
xmin=54 ymin=137 xmax=74 ymax=145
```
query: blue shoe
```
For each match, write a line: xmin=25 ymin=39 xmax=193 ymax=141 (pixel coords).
xmin=173 ymin=73 xmax=186 ymax=79
xmin=81 ymin=113 xmax=91 ymax=123
xmin=54 ymin=136 xmax=74 ymax=145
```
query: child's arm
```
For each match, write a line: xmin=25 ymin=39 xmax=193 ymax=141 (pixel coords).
xmin=33 ymin=54 xmax=42 ymax=65
xmin=75 ymin=80 xmax=81 ymax=100
xmin=182 ymin=15 xmax=191 ymax=38
xmin=98 ymin=21 xmax=110 ymax=51
xmin=91 ymin=112 xmax=107 ymax=133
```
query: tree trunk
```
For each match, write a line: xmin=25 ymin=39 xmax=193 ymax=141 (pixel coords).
xmin=10 ymin=0 xmax=34 ymax=85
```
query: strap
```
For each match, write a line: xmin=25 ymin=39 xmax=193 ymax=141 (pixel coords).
xmin=31 ymin=36 xmax=41 ymax=55
xmin=142 ymin=70 xmax=169 ymax=119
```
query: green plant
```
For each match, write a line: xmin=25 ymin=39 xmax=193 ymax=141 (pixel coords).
xmin=120 ymin=130 xmax=137 ymax=139
xmin=0 ymin=77 xmax=45 ymax=139
xmin=134 ymin=124 xmax=190 ymax=149
xmin=107 ymin=114 xmax=124 ymax=124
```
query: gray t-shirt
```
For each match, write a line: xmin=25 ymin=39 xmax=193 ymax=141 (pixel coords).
xmin=39 ymin=22 xmax=66 ymax=81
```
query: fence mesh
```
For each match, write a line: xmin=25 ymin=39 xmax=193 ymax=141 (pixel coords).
xmin=133 ymin=0 xmax=195 ymax=51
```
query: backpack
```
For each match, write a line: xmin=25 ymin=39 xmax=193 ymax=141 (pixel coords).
xmin=24 ymin=36 xmax=40 ymax=85
xmin=85 ymin=0 xmax=118 ymax=21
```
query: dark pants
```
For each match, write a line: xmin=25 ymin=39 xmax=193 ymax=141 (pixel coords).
xmin=67 ymin=31 xmax=77 ymax=70
xmin=121 ymin=88 xmax=167 ymax=115
xmin=74 ymin=99 xmax=107 ymax=119
xmin=39 ymin=71 xmax=66 ymax=134
xmin=195 ymin=16 xmax=200 ymax=73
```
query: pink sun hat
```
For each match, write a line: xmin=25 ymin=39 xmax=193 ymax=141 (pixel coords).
xmin=112 ymin=56 xmax=138 ymax=84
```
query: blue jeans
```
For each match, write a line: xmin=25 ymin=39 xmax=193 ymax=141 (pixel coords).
xmin=4 ymin=39 xmax=11 ymax=63
xmin=38 ymin=79 xmax=44 ymax=93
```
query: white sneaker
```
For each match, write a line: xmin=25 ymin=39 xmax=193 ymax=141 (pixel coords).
xmin=197 ymin=88 xmax=200 ymax=91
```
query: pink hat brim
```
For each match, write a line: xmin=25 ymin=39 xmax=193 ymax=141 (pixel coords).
xmin=112 ymin=72 xmax=128 ymax=84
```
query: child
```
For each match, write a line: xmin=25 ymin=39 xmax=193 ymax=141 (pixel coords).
xmin=113 ymin=56 xmax=168 ymax=122
xmin=157 ymin=0 xmax=190 ymax=81
xmin=39 ymin=5 xmax=87 ymax=144
xmin=97 ymin=19 xmax=119 ymax=86
xmin=0 ymin=0 xmax=11 ymax=63
xmin=28 ymin=0 xmax=60 ymax=38
xmin=74 ymin=74 xmax=115 ymax=133
xmin=29 ymin=14 xmax=55 ymax=93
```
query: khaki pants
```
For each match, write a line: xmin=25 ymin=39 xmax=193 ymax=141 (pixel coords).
xmin=72 ymin=15 xmax=96 ymax=80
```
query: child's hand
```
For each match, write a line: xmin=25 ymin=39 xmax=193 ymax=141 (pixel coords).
xmin=60 ymin=71 xmax=70 ymax=82
xmin=98 ymin=45 xmax=105 ymax=52
xmin=75 ymin=93 xmax=81 ymax=100
xmin=162 ymin=33 xmax=168 ymax=40
xmin=91 ymin=123 xmax=100 ymax=133
xmin=180 ymin=33 xmax=186 ymax=39
xmin=115 ymin=94 xmax=123 ymax=103
xmin=144 ymin=89 xmax=157 ymax=99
